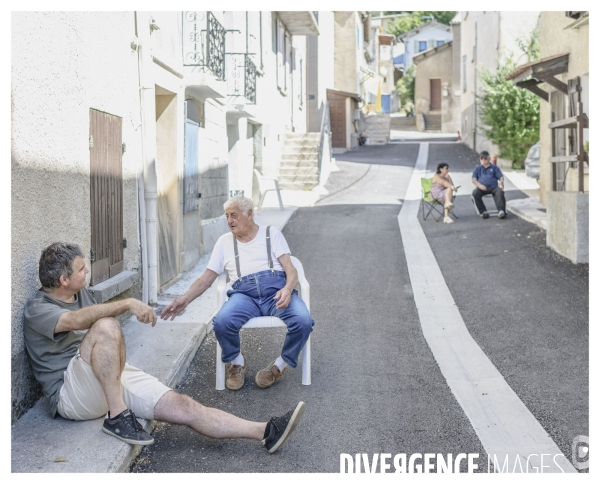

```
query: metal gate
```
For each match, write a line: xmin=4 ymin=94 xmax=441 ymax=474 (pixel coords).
xmin=89 ymin=109 xmax=123 ymax=285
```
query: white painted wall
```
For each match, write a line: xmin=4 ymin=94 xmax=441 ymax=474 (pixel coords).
xmin=12 ymin=11 xmax=143 ymax=420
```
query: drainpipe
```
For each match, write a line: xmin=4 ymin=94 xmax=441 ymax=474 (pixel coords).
xmin=135 ymin=12 xmax=159 ymax=304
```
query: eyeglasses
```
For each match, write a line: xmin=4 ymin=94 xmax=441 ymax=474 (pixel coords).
xmin=480 ymin=157 xmax=490 ymax=161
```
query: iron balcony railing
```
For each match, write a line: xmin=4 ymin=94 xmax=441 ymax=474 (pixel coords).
xmin=226 ymin=53 xmax=257 ymax=104
xmin=182 ymin=11 xmax=226 ymax=80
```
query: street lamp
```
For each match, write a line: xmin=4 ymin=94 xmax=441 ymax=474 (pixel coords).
xmin=422 ymin=15 xmax=434 ymax=22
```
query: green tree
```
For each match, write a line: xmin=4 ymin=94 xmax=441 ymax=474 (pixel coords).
xmin=395 ymin=64 xmax=416 ymax=114
xmin=516 ymin=23 xmax=541 ymax=63
xmin=386 ymin=11 xmax=456 ymax=37
xmin=477 ymin=57 xmax=540 ymax=165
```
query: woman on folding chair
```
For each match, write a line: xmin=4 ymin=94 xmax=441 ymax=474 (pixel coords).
xmin=431 ymin=163 xmax=458 ymax=224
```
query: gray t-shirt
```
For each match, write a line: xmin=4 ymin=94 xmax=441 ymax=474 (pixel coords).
xmin=23 ymin=287 xmax=96 ymax=418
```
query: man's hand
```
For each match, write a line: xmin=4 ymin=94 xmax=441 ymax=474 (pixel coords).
xmin=479 ymin=183 xmax=488 ymax=191
xmin=129 ymin=299 xmax=158 ymax=327
xmin=273 ymin=287 xmax=292 ymax=310
xmin=161 ymin=297 xmax=189 ymax=321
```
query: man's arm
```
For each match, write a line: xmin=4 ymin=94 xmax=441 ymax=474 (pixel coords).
xmin=472 ymin=177 xmax=487 ymax=191
xmin=273 ymin=253 xmax=298 ymax=310
xmin=496 ymin=167 xmax=505 ymax=189
xmin=160 ymin=269 xmax=219 ymax=321
xmin=55 ymin=298 xmax=157 ymax=333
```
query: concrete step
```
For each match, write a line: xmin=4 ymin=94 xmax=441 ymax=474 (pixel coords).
xmin=279 ymin=167 xmax=319 ymax=176
xmin=283 ymin=140 xmax=320 ymax=148
xmin=282 ymin=145 xmax=319 ymax=154
xmin=424 ymin=114 xmax=442 ymax=131
xmin=284 ymin=132 xmax=320 ymax=139
xmin=279 ymin=159 xmax=319 ymax=168
xmin=278 ymin=180 xmax=319 ymax=190
xmin=281 ymin=154 xmax=319 ymax=163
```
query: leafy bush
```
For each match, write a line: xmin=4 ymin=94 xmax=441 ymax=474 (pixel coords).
xmin=395 ymin=64 xmax=416 ymax=114
xmin=477 ymin=57 xmax=540 ymax=164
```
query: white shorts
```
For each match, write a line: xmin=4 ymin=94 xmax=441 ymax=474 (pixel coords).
xmin=57 ymin=352 xmax=171 ymax=421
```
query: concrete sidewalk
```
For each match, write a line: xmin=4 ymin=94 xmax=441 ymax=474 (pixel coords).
xmin=11 ymin=190 xmax=321 ymax=473
xmin=504 ymin=171 xmax=547 ymax=230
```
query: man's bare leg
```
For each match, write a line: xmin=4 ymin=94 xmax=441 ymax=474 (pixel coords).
xmin=78 ymin=317 xmax=127 ymax=417
xmin=154 ymin=390 xmax=265 ymax=440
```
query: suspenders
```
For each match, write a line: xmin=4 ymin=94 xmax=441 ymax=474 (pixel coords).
xmin=232 ymin=226 xmax=274 ymax=278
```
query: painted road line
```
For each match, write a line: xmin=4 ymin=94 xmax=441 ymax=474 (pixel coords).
xmin=397 ymin=143 xmax=575 ymax=473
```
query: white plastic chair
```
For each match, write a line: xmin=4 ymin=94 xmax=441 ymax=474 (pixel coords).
xmin=471 ymin=193 xmax=500 ymax=216
xmin=254 ymin=168 xmax=284 ymax=211
xmin=215 ymin=256 xmax=311 ymax=390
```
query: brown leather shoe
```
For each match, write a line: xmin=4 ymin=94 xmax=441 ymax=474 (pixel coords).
xmin=225 ymin=357 xmax=246 ymax=390
xmin=255 ymin=360 xmax=287 ymax=389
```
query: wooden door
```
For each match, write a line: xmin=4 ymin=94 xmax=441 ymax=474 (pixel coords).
xmin=327 ymin=92 xmax=346 ymax=148
xmin=89 ymin=109 xmax=123 ymax=285
xmin=430 ymin=79 xmax=442 ymax=110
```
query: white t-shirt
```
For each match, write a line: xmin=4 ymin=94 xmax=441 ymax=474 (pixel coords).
xmin=207 ymin=225 xmax=291 ymax=282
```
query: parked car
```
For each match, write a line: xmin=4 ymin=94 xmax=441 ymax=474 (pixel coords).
xmin=525 ymin=141 xmax=540 ymax=179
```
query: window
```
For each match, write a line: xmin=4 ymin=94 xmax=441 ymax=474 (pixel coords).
xmin=462 ymin=55 xmax=467 ymax=92
xmin=437 ymin=40 xmax=445 ymax=46
xmin=419 ymin=41 xmax=427 ymax=52
xmin=276 ymin=18 xmax=285 ymax=91
xmin=285 ymin=30 xmax=291 ymax=91
xmin=89 ymin=108 xmax=124 ymax=285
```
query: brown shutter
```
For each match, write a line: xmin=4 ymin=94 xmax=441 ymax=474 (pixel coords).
xmin=90 ymin=109 xmax=123 ymax=285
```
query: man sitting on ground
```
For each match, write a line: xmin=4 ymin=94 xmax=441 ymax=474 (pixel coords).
xmin=23 ymin=242 xmax=304 ymax=452
xmin=471 ymin=150 xmax=507 ymax=219
xmin=161 ymin=195 xmax=314 ymax=391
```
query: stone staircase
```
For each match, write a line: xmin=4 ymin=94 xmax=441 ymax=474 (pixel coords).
xmin=278 ymin=132 xmax=321 ymax=190
xmin=390 ymin=116 xmax=417 ymax=131
xmin=424 ymin=114 xmax=442 ymax=131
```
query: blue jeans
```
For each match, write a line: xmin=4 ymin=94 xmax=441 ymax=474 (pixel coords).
xmin=212 ymin=270 xmax=314 ymax=368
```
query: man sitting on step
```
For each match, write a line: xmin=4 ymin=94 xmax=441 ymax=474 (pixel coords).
xmin=162 ymin=195 xmax=314 ymax=391
xmin=23 ymin=242 xmax=304 ymax=452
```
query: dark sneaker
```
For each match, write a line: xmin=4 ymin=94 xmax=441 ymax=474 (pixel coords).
xmin=226 ymin=355 xmax=246 ymax=390
xmin=102 ymin=409 xmax=154 ymax=445
xmin=480 ymin=212 xmax=489 ymax=219
xmin=498 ymin=210 xmax=507 ymax=219
xmin=262 ymin=402 xmax=305 ymax=453
xmin=255 ymin=360 xmax=287 ymax=389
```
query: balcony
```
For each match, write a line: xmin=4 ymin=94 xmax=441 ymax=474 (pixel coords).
xmin=182 ymin=11 xmax=227 ymax=100
xmin=275 ymin=11 xmax=319 ymax=36
xmin=225 ymin=54 xmax=257 ymax=120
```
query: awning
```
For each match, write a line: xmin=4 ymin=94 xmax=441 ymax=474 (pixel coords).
xmin=326 ymin=88 xmax=362 ymax=102
xmin=505 ymin=53 xmax=569 ymax=102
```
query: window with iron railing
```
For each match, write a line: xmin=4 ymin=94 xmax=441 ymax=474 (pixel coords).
xmin=182 ymin=11 xmax=226 ymax=80
xmin=226 ymin=54 xmax=257 ymax=104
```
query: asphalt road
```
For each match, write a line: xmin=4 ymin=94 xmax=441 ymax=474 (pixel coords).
xmin=421 ymin=142 xmax=589 ymax=468
xmin=130 ymin=141 xmax=587 ymax=473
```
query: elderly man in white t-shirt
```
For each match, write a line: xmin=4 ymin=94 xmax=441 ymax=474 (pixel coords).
xmin=161 ymin=196 xmax=314 ymax=391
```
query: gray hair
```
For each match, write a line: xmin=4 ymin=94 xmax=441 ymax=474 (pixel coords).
xmin=39 ymin=242 xmax=84 ymax=288
xmin=224 ymin=195 xmax=254 ymax=216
